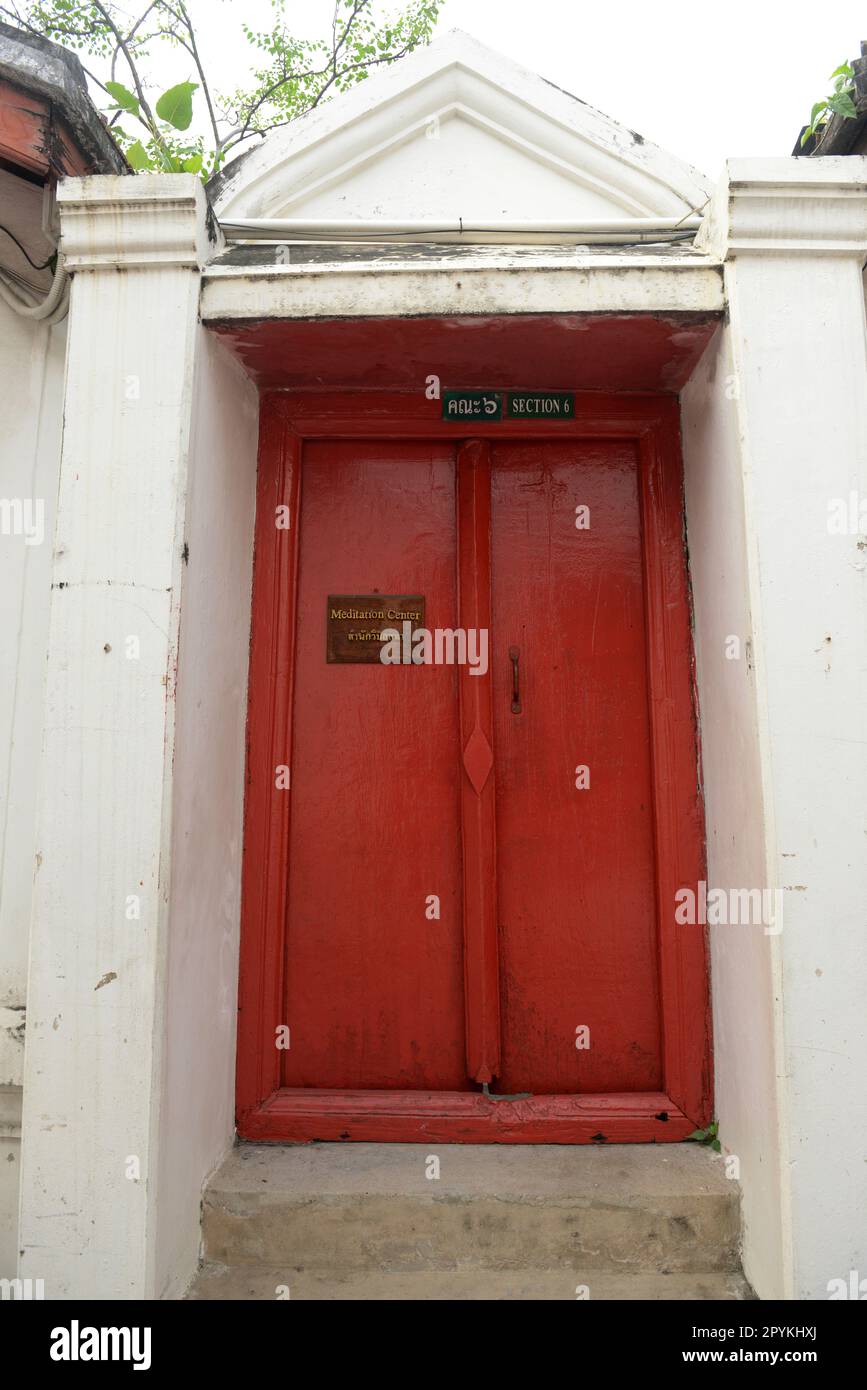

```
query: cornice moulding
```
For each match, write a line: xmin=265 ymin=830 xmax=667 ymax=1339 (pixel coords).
xmin=698 ymin=158 xmax=867 ymax=258
xmin=58 ymin=174 xmax=220 ymax=270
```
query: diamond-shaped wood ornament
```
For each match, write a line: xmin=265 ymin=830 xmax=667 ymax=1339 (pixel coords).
xmin=462 ymin=724 xmax=493 ymax=795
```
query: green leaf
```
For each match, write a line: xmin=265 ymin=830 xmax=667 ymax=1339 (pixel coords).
xmin=810 ymin=101 xmax=828 ymax=125
xmin=829 ymin=63 xmax=854 ymax=80
xmin=155 ymin=82 xmax=198 ymax=131
xmin=158 ymin=147 xmax=184 ymax=173
xmin=828 ymin=91 xmax=858 ymax=119
xmin=105 ymin=80 xmax=140 ymax=117
xmin=687 ymin=1121 xmax=720 ymax=1147
xmin=182 ymin=153 xmax=203 ymax=173
xmin=125 ymin=139 xmax=152 ymax=171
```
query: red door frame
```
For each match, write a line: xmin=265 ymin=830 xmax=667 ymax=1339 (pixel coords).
xmin=236 ymin=390 xmax=711 ymax=1143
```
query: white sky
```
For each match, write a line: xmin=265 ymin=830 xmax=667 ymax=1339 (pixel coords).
xmin=147 ymin=0 xmax=864 ymax=180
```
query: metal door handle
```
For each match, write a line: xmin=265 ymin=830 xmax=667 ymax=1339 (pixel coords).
xmin=509 ymin=645 xmax=521 ymax=714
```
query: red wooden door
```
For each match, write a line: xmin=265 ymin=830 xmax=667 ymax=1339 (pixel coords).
xmin=283 ymin=439 xmax=468 ymax=1090
xmin=491 ymin=440 xmax=661 ymax=1095
xmin=237 ymin=393 xmax=710 ymax=1143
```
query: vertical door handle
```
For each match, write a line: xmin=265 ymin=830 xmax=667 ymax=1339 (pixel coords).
xmin=509 ymin=646 xmax=521 ymax=714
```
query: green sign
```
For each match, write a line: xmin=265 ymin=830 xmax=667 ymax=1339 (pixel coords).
xmin=441 ymin=391 xmax=575 ymax=421
xmin=507 ymin=391 xmax=574 ymax=419
xmin=442 ymin=391 xmax=502 ymax=421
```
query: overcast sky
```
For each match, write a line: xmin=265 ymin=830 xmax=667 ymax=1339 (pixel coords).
xmin=159 ymin=0 xmax=864 ymax=181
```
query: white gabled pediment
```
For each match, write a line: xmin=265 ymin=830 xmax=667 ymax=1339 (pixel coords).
xmin=213 ymin=29 xmax=709 ymax=225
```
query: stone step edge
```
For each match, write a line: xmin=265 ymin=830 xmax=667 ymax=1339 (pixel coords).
xmin=186 ymin=1262 xmax=757 ymax=1301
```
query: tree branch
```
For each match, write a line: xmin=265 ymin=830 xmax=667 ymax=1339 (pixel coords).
xmin=225 ymin=0 xmax=372 ymax=151
xmin=92 ymin=1 xmax=159 ymax=130
xmin=221 ymin=40 xmax=419 ymax=157
xmin=167 ymin=0 xmax=221 ymax=155
xmin=3 ymin=0 xmax=442 ymax=176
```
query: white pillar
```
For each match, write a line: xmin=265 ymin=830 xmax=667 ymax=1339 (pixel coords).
xmin=18 ymin=176 xmax=217 ymax=1298
xmin=698 ymin=157 xmax=867 ymax=1299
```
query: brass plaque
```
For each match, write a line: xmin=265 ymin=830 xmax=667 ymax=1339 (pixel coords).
xmin=326 ymin=594 xmax=425 ymax=664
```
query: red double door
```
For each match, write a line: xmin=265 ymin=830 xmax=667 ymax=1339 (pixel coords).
xmin=238 ymin=396 xmax=710 ymax=1143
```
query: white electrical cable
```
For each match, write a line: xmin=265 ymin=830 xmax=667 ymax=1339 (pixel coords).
xmin=0 ymin=258 xmax=69 ymax=322
xmin=219 ymin=216 xmax=702 ymax=246
xmin=41 ymin=281 xmax=71 ymax=326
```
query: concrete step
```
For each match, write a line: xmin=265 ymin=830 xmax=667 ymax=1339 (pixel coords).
xmin=188 ymin=1263 xmax=755 ymax=1301
xmin=199 ymin=1141 xmax=743 ymax=1279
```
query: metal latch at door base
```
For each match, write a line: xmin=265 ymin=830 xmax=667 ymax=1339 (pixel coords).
xmin=482 ymin=1081 xmax=533 ymax=1102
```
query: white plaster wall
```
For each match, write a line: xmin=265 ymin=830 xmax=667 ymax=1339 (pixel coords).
xmin=18 ymin=247 xmax=203 ymax=1298
xmin=681 ymin=327 xmax=790 ymax=1299
xmin=0 ymin=192 xmax=65 ymax=1075
xmin=290 ymin=112 xmax=628 ymax=222
xmin=16 ymin=174 xmax=257 ymax=1302
xmin=688 ymin=157 xmax=867 ymax=1297
xmin=722 ymin=248 xmax=867 ymax=1301
xmin=0 ymin=1087 xmax=22 ymax=1275
xmin=0 ymin=172 xmax=67 ymax=1274
xmin=216 ymin=30 xmax=710 ymax=224
xmin=154 ymin=329 xmax=258 ymax=1300
xmin=0 ymin=302 xmax=64 ymax=1042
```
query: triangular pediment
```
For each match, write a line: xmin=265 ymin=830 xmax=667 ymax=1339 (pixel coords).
xmin=213 ymin=30 xmax=709 ymax=224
